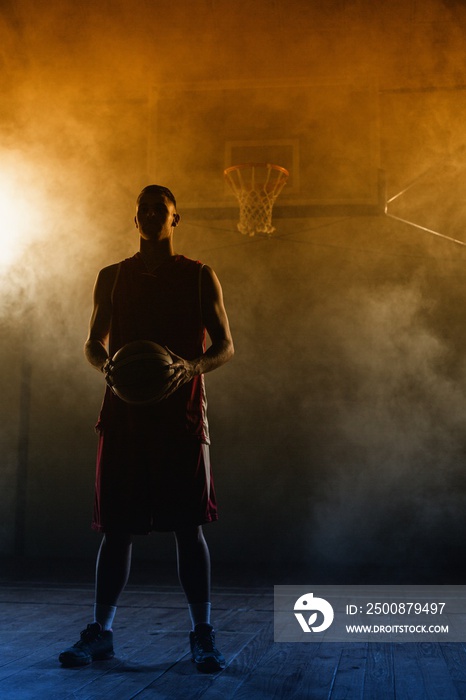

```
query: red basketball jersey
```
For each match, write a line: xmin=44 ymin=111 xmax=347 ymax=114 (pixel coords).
xmin=97 ymin=253 xmax=210 ymax=443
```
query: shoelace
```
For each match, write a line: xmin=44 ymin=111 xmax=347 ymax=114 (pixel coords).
xmin=195 ymin=630 xmax=215 ymax=652
xmin=80 ymin=625 xmax=101 ymax=643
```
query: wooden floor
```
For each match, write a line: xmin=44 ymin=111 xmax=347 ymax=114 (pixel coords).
xmin=1 ymin=565 xmax=466 ymax=699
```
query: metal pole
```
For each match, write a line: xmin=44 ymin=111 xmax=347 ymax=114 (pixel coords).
xmin=14 ymin=335 xmax=32 ymax=557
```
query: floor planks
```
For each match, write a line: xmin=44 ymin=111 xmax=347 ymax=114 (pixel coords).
xmin=0 ymin=573 xmax=466 ymax=699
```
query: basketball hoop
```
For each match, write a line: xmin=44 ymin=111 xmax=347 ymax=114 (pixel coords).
xmin=224 ymin=162 xmax=289 ymax=236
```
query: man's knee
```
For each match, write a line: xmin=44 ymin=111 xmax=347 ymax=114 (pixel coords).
xmin=174 ymin=525 xmax=205 ymax=548
xmin=102 ymin=532 xmax=133 ymax=550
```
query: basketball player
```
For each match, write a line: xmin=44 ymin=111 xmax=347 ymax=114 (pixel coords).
xmin=58 ymin=185 xmax=234 ymax=673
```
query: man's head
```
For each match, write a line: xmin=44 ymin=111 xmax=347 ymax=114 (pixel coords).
xmin=136 ymin=185 xmax=176 ymax=209
xmin=135 ymin=185 xmax=180 ymax=240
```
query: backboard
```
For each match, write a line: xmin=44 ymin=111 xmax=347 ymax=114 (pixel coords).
xmin=148 ymin=78 xmax=383 ymax=219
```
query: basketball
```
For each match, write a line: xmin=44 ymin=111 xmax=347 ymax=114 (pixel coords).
xmin=109 ymin=340 xmax=174 ymax=405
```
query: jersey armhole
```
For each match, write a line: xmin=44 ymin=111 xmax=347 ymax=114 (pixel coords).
xmin=110 ymin=263 xmax=122 ymax=304
xmin=198 ymin=263 xmax=205 ymax=327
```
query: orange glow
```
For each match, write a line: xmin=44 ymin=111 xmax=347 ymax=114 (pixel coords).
xmin=0 ymin=153 xmax=47 ymax=271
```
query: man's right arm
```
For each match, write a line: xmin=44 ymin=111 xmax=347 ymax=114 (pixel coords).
xmin=84 ymin=264 xmax=119 ymax=372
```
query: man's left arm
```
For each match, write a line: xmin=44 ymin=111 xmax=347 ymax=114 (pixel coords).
xmin=165 ymin=265 xmax=234 ymax=395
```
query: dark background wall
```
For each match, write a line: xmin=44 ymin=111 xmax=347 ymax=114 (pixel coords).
xmin=2 ymin=0 xmax=466 ymax=583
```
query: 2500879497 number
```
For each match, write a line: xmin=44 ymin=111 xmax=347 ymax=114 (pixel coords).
xmin=365 ymin=602 xmax=446 ymax=615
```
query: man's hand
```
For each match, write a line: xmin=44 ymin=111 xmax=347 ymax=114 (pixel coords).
xmin=101 ymin=357 xmax=116 ymax=390
xmin=159 ymin=347 xmax=198 ymax=400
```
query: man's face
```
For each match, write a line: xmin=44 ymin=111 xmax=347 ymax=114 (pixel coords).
xmin=135 ymin=192 xmax=178 ymax=240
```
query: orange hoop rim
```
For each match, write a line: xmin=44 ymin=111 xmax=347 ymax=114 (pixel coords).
xmin=224 ymin=162 xmax=290 ymax=178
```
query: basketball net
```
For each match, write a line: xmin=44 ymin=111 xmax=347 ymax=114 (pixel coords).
xmin=224 ymin=163 xmax=289 ymax=236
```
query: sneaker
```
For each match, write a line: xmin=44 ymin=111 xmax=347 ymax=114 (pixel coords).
xmin=59 ymin=622 xmax=114 ymax=667
xmin=189 ymin=623 xmax=226 ymax=673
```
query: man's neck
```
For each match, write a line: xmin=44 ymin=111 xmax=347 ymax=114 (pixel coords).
xmin=139 ymin=239 xmax=175 ymax=272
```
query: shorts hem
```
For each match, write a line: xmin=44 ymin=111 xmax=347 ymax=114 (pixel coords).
xmin=92 ymin=514 xmax=218 ymax=535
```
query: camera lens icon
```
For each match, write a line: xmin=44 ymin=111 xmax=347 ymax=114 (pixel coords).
xmin=294 ymin=593 xmax=334 ymax=633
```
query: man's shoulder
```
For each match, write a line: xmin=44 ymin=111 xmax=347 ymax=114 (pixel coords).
xmin=95 ymin=258 xmax=131 ymax=293
xmin=97 ymin=261 xmax=121 ymax=283
xmin=174 ymin=254 xmax=203 ymax=267
xmin=100 ymin=261 xmax=122 ymax=274
xmin=171 ymin=255 xmax=207 ymax=278
xmin=98 ymin=254 xmax=138 ymax=276
xmin=174 ymin=257 xmax=218 ymax=282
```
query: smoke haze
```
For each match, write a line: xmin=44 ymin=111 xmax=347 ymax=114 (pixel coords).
xmin=2 ymin=0 xmax=466 ymax=581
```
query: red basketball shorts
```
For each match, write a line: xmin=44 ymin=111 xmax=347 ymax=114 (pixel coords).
xmin=92 ymin=427 xmax=218 ymax=534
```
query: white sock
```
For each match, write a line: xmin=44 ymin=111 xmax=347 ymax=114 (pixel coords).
xmin=94 ymin=603 xmax=117 ymax=631
xmin=188 ymin=602 xmax=211 ymax=629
